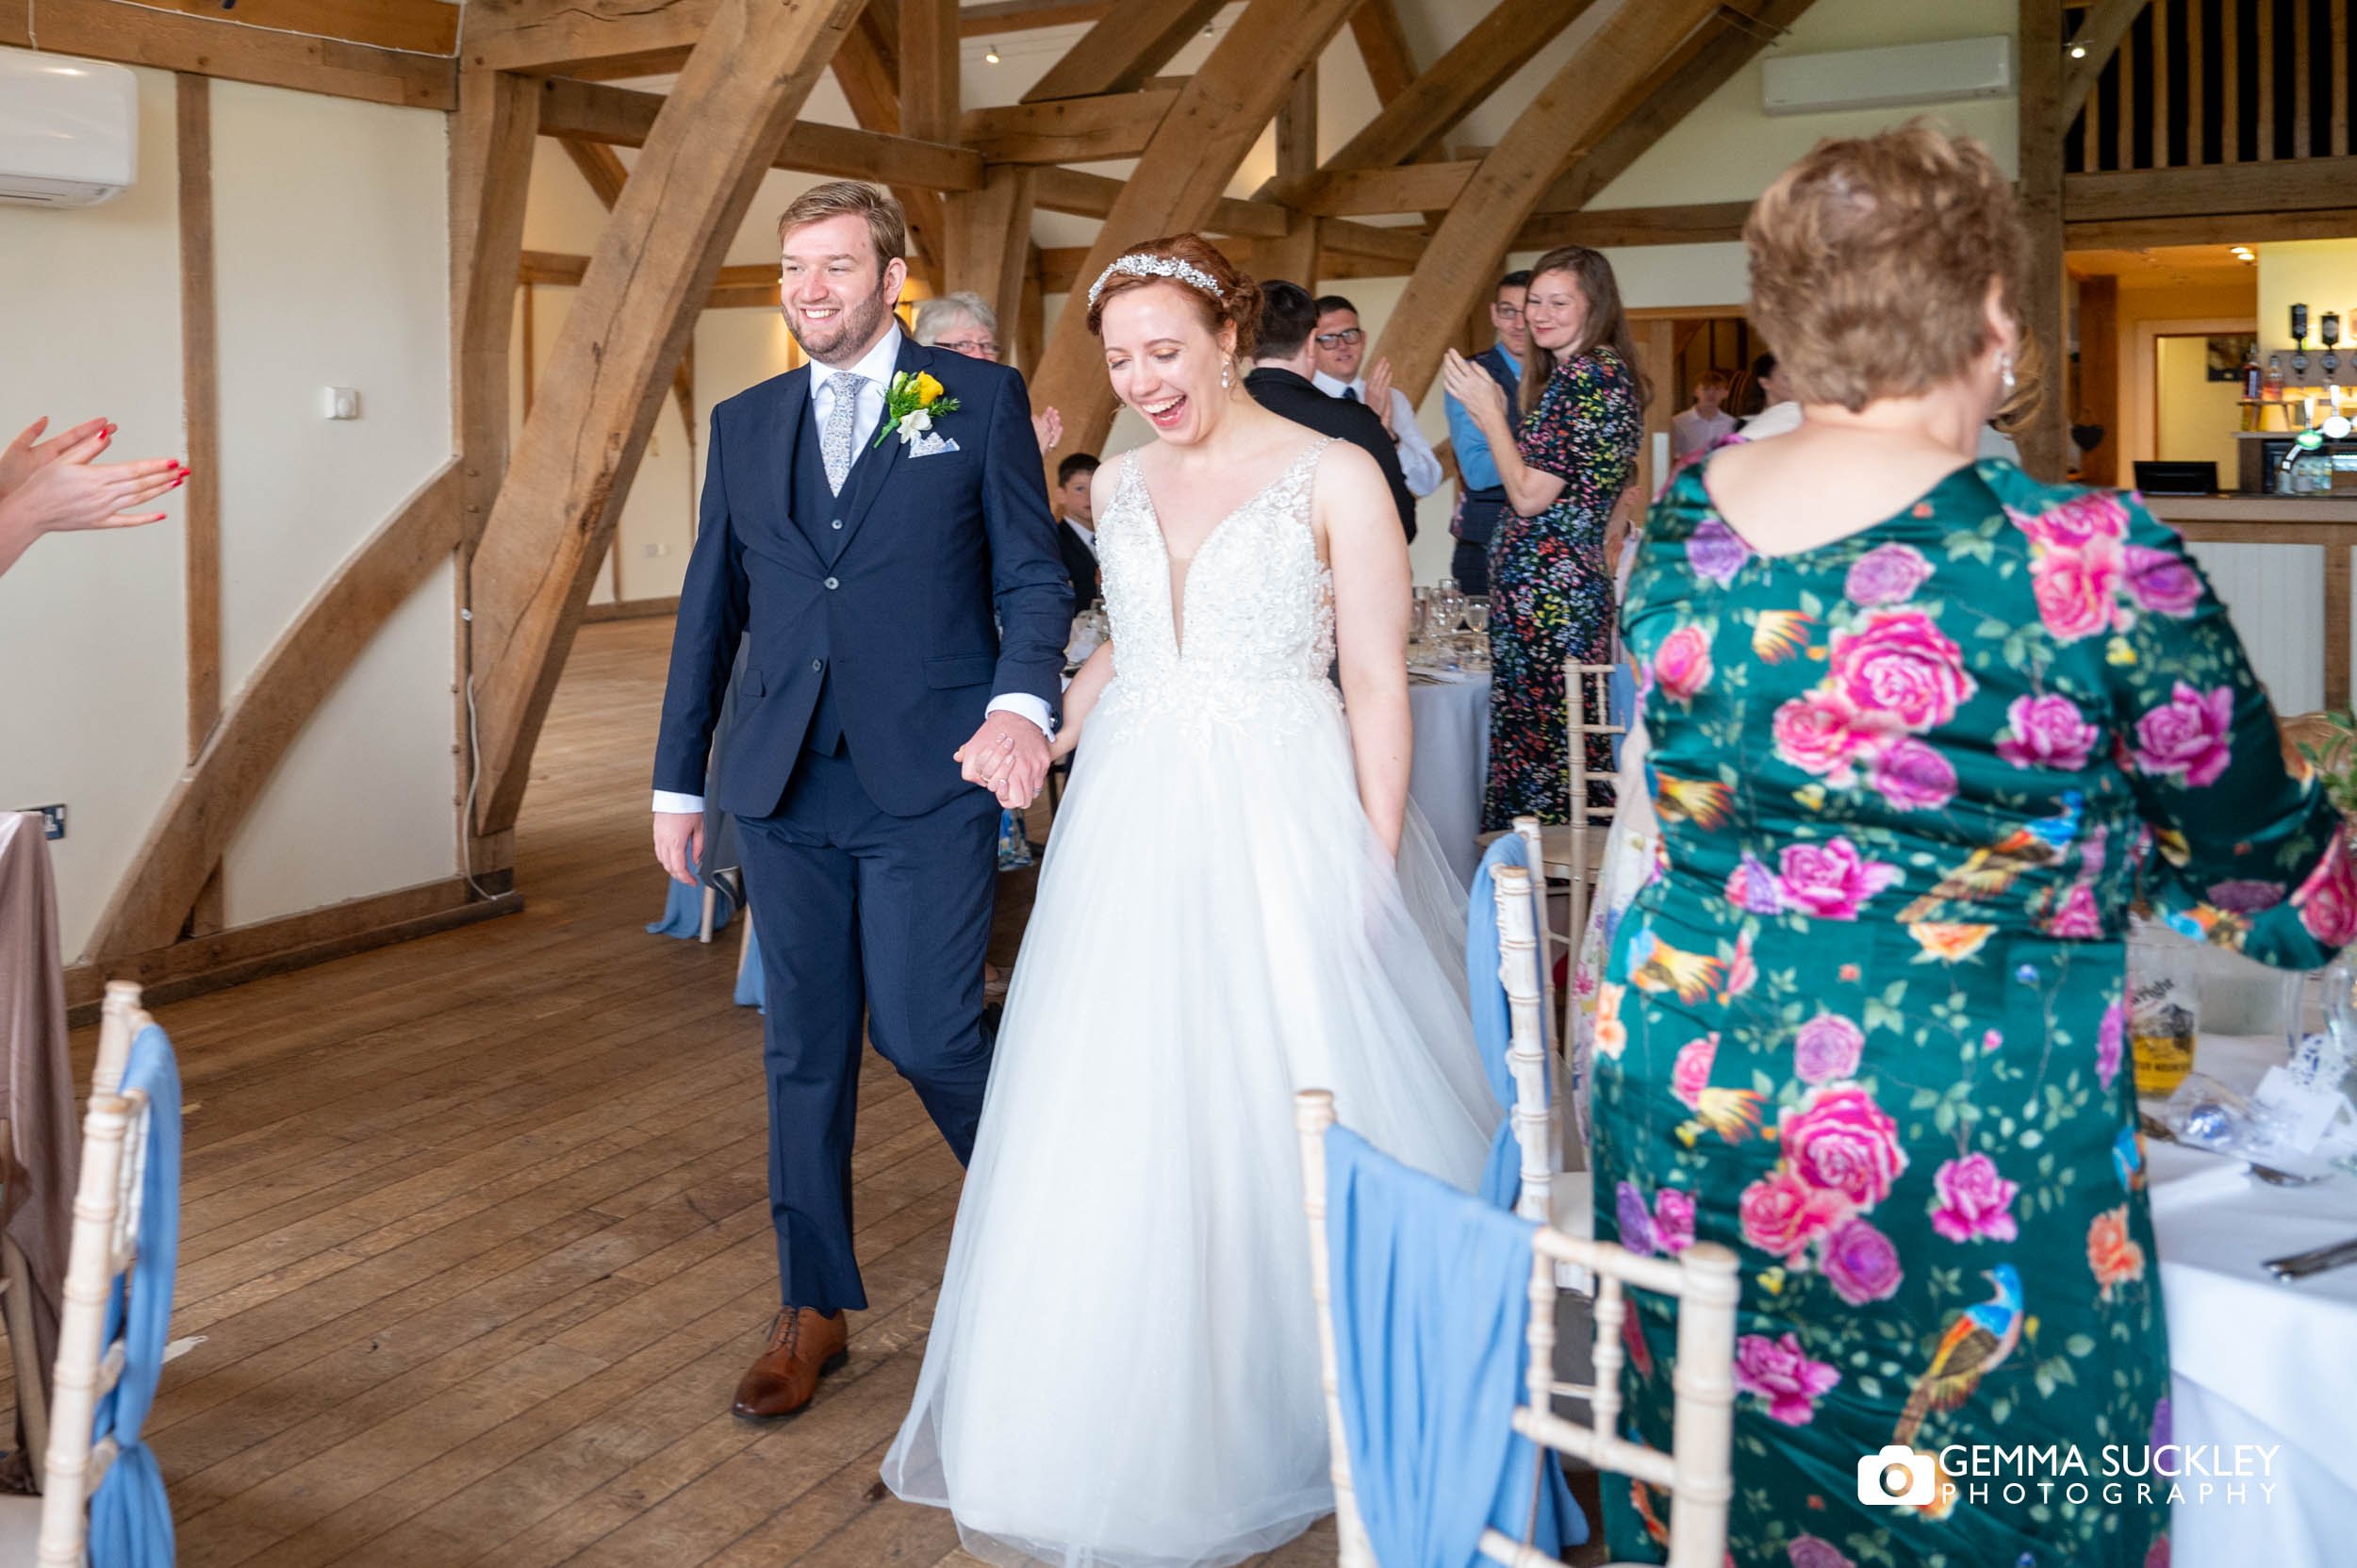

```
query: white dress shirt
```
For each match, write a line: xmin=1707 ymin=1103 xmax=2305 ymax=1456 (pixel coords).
xmin=652 ymin=326 xmax=1052 ymax=817
xmin=1063 ymin=518 xmax=1096 ymax=556
xmin=1313 ymin=370 xmax=1443 ymax=497
xmin=1672 ymin=407 xmax=1737 ymax=459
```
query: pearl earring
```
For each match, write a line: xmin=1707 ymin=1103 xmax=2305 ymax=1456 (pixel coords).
xmin=1221 ymin=358 xmax=1233 ymax=390
xmin=1998 ymin=352 xmax=2018 ymax=396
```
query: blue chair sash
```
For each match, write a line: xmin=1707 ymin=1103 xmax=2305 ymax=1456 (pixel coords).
xmin=1325 ymin=1124 xmax=1587 ymax=1565
xmin=87 ymin=1024 xmax=181 ymax=1568
xmin=735 ymin=924 xmax=766 ymax=1012
xmin=647 ymin=853 xmax=740 ymax=940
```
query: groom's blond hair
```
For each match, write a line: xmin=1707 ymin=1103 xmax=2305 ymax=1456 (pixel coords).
xmin=776 ymin=181 xmax=907 ymax=269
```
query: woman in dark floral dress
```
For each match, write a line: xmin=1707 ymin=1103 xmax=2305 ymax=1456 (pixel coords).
xmin=1597 ymin=126 xmax=2354 ymax=1568
xmin=1444 ymin=245 xmax=1644 ymax=828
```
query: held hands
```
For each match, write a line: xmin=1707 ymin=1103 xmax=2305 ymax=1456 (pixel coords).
xmin=955 ymin=709 xmax=1051 ymax=808
xmin=1441 ymin=350 xmax=1509 ymax=438
xmin=1365 ymin=359 xmax=1398 ymax=437
xmin=652 ymin=811 xmax=704 ymax=886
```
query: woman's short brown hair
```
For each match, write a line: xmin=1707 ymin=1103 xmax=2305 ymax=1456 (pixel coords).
xmin=1744 ymin=122 xmax=2026 ymax=412
xmin=776 ymin=180 xmax=907 ymax=268
xmin=1084 ymin=233 xmax=1261 ymax=361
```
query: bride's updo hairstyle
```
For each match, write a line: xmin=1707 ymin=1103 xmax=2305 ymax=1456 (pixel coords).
xmin=1084 ymin=233 xmax=1262 ymax=361
xmin=1745 ymin=121 xmax=2027 ymax=413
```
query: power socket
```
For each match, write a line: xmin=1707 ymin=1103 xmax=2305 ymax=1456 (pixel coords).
xmin=20 ymin=804 xmax=65 ymax=840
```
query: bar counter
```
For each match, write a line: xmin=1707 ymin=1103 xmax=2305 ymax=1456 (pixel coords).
xmin=2144 ymin=493 xmax=2357 ymax=709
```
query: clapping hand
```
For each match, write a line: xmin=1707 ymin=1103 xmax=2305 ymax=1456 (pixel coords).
xmin=1442 ymin=349 xmax=1509 ymax=438
xmin=0 ymin=415 xmax=110 ymax=499
xmin=1032 ymin=406 xmax=1064 ymax=454
xmin=0 ymin=419 xmax=184 ymax=575
xmin=955 ymin=709 xmax=1052 ymax=808
xmin=1365 ymin=358 xmax=1398 ymax=437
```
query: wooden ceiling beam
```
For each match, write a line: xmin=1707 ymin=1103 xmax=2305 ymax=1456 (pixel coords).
xmin=537 ymin=77 xmax=986 ymax=191
xmin=124 ymin=0 xmax=460 ymax=55
xmin=552 ymin=146 xmax=700 ymax=424
xmin=901 ymin=0 xmax=961 ymax=144
xmin=1020 ymin=0 xmax=1228 ymax=104
xmin=1348 ymin=0 xmax=1419 ymax=105
xmin=1368 ymin=0 xmax=1725 ymax=404
xmin=961 ymin=0 xmax=1113 ymax=35
xmin=823 ymin=8 xmax=951 ymax=279
xmin=31 ymin=0 xmax=454 ymax=107
xmin=465 ymin=0 xmax=867 ymax=839
xmin=1538 ymin=0 xmax=1816 ymax=217
xmin=2062 ymin=157 xmax=2357 ymax=220
xmin=1027 ymin=0 xmax=1362 ymax=454
xmin=1322 ymin=0 xmax=1599 ymax=173
xmin=460 ymin=0 xmax=715 ymax=74
xmin=959 ymin=88 xmax=1180 ymax=163
xmin=1030 ymin=164 xmax=1290 ymax=238
xmin=1513 ymin=198 xmax=1754 ymax=250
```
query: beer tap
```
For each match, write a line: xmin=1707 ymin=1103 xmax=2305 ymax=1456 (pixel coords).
xmin=2291 ymin=303 xmax=2312 ymax=381
xmin=2323 ymin=312 xmax=2343 ymax=385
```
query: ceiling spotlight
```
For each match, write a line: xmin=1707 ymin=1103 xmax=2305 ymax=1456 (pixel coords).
xmin=2069 ymin=42 xmax=2088 ymax=58
xmin=984 ymin=42 xmax=1001 ymax=64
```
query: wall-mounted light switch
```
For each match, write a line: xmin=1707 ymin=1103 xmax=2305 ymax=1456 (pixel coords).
xmin=323 ymin=387 xmax=360 ymax=421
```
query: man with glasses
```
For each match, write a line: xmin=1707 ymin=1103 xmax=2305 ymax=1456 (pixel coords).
xmin=1440 ymin=270 xmax=1531 ymax=594
xmin=1310 ymin=295 xmax=1443 ymax=504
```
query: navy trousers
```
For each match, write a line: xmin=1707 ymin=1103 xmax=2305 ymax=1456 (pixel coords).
xmin=735 ymin=745 xmax=1000 ymax=1315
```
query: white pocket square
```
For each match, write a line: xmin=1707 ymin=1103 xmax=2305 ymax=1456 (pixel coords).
xmin=909 ymin=434 xmax=961 ymax=457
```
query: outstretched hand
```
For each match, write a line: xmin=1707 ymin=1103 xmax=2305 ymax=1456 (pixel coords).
xmin=0 ymin=415 xmax=111 ymax=500
xmin=955 ymin=709 xmax=1051 ymax=808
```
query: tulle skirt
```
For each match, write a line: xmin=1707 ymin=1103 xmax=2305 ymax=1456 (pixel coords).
xmin=881 ymin=676 xmax=1497 ymax=1567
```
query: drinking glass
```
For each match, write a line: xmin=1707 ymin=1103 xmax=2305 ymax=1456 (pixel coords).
xmin=1463 ymin=598 xmax=1491 ymax=671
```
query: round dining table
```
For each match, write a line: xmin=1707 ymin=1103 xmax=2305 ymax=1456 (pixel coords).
xmin=2148 ymin=1032 xmax=2357 ymax=1566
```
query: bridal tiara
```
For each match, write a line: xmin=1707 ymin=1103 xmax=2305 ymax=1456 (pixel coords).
xmin=1087 ymin=253 xmax=1224 ymax=308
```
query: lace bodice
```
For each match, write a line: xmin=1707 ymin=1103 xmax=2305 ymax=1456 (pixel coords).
xmin=1091 ymin=439 xmax=1338 ymax=729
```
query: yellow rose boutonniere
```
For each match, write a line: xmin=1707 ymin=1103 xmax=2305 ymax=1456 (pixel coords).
xmin=877 ymin=369 xmax=962 ymax=448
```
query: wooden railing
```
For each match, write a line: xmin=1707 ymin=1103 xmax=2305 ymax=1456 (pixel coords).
xmin=2066 ymin=0 xmax=2355 ymax=173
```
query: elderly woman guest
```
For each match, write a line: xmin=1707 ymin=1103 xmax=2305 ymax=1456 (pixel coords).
xmin=1593 ymin=123 xmax=2354 ymax=1567
xmin=1442 ymin=247 xmax=1644 ymax=829
xmin=911 ymin=291 xmax=1063 ymax=454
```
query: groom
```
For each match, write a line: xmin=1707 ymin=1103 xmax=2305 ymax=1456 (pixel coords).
xmin=651 ymin=182 xmax=1072 ymax=1420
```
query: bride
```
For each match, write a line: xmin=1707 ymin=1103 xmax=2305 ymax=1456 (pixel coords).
xmin=881 ymin=235 xmax=1495 ymax=1567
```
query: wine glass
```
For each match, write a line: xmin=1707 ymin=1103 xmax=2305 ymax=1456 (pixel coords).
xmin=1463 ymin=597 xmax=1490 ymax=670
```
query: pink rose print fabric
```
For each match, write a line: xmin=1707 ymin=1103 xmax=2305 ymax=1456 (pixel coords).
xmin=1591 ymin=457 xmax=2342 ymax=1566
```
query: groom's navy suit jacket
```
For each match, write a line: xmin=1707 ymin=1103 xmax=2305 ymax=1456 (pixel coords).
xmin=654 ymin=336 xmax=1073 ymax=819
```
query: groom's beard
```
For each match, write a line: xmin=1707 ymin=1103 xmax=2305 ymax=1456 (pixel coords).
xmin=788 ymin=284 xmax=896 ymax=366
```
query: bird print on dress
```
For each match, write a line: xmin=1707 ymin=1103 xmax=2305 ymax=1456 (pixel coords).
xmin=1894 ymin=1263 xmax=2026 ymax=1446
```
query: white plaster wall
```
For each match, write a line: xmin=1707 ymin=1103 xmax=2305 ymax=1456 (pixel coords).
xmin=208 ymin=81 xmax=457 ymax=926
xmin=0 ymin=65 xmax=190 ymax=957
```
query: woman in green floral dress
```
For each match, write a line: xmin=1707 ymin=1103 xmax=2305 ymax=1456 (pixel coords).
xmin=1594 ymin=126 xmax=2356 ymax=1568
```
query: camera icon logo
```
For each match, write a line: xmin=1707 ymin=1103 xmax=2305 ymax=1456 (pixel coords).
xmin=1856 ymin=1444 xmax=1937 ymax=1507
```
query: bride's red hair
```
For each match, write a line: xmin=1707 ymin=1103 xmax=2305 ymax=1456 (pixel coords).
xmin=1083 ymin=234 xmax=1262 ymax=360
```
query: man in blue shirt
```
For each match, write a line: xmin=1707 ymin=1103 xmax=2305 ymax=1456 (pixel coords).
xmin=1442 ymin=269 xmax=1530 ymax=595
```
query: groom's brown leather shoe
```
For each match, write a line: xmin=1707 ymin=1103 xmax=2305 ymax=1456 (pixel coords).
xmin=731 ymin=1306 xmax=849 ymax=1421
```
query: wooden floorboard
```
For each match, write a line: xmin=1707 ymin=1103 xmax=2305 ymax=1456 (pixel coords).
xmin=11 ymin=617 xmax=1595 ymax=1564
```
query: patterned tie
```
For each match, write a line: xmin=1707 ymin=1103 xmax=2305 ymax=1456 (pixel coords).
xmin=821 ymin=371 xmax=865 ymax=495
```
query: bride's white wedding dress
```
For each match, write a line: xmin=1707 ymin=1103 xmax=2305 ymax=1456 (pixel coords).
xmin=881 ymin=437 xmax=1496 ymax=1567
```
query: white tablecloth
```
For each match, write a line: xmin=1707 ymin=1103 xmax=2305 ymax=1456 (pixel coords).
xmin=2148 ymin=1032 xmax=2357 ymax=1566
xmin=1406 ymin=671 xmax=1491 ymax=885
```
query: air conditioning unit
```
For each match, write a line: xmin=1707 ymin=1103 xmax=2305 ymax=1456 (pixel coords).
xmin=0 ymin=47 xmax=138 ymax=207
xmin=1761 ymin=36 xmax=2015 ymax=117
